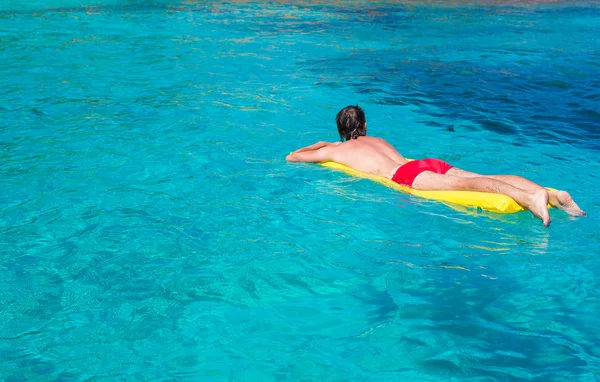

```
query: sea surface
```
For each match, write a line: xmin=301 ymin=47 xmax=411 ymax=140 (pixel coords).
xmin=1 ymin=1 xmax=600 ymax=380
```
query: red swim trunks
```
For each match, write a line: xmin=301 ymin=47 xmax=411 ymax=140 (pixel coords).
xmin=391 ymin=158 xmax=453 ymax=187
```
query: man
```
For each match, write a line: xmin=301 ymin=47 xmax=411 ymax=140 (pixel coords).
xmin=286 ymin=105 xmax=585 ymax=227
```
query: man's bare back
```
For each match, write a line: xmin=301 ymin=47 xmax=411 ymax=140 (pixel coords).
xmin=326 ymin=136 xmax=408 ymax=179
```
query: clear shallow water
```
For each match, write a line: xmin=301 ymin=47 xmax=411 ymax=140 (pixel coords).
xmin=1 ymin=1 xmax=600 ymax=380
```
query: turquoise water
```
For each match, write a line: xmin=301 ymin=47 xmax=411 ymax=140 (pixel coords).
xmin=1 ymin=0 xmax=600 ymax=380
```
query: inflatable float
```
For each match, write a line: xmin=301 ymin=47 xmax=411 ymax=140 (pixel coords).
xmin=319 ymin=160 xmax=552 ymax=214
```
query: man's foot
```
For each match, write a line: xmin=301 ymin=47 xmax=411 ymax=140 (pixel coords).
xmin=549 ymin=190 xmax=587 ymax=217
xmin=527 ymin=189 xmax=552 ymax=227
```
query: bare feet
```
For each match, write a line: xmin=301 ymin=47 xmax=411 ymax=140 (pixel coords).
xmin=527 ymin=189 xmax=552 ymax=227
xmin=549 ymin=190 xmax=587 ymax=217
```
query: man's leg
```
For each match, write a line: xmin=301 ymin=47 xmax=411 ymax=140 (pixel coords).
xmin=447 ymin=168 xmax=586 ymax=216
xmin=412 ymin=171 xmax=552 ymax=226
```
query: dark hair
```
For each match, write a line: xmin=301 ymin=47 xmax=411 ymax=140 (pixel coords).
xmin=336 ymin=105 xmax=366 ymax=141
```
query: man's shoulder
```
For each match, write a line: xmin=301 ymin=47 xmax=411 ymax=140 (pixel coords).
xmin=371 ymin=136 xmax=388 ymax=142
xmin=358 ymin=136 xmax=390 ymax=145
xmin=338 ymin=137 xmax=382 ymax=151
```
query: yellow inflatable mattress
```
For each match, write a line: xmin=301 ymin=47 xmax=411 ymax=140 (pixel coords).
xmin=319 ymin=160 xmax=544 ymax=214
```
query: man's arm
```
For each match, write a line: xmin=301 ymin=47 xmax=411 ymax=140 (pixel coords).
xmin=291 ymin=141 xmax=332 ymax=154
xmin=286 ymin=144 xmax=337 ymax=163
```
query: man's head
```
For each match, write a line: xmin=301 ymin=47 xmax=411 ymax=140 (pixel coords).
xmin=336 ymin=105 xmax=366 ymax=141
